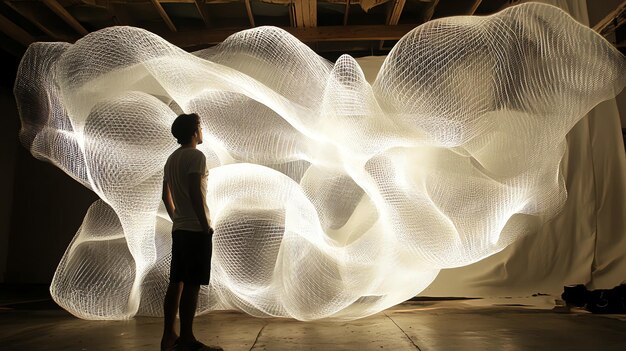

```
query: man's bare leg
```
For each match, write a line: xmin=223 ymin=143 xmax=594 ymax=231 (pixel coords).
xmin=161 ymin=281 xmax=183 ymax=349
xmin=179 ymin=283 xmax=201 ymax=344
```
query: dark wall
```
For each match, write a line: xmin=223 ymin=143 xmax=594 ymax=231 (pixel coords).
xmin=1 ymin=65 xmax=97 ymax=284
xmin=0 ymin=87 xmax=19 ymax=282
xmin=6 ymin=144 xmax=98 ymax=283
xmin=0 ymin=49 xmax=21 ymax=282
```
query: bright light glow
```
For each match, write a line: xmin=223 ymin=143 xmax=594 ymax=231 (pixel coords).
xmin=14 ymin=3 xmax=626 ymax=320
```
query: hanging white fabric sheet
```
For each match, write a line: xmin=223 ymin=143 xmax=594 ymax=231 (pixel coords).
xmin=362 ymin=0 xmax=626 ymax=297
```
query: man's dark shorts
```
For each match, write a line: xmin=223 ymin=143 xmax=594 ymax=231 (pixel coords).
xmin=170 ymin=229 xmax=213 ymax=285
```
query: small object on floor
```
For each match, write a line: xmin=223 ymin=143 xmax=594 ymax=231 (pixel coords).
xmin=561 ymin=284 xmax=626 ymax=314
xmin=561 ymin=284 xmax=588 ymax=307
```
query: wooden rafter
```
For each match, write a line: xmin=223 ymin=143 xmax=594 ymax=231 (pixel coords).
xmin=244 ymin=0 xmax=255 ymax=27
xmin=0 ymin=13 xmax=34 ymax=46
xmin=160 ymin=24 xmax=418 ymax=47
xmin=386 ymin=0 xmax=406 ymax=25
xmin=306 ymin=0 xmax=317 ymax=27
xmin=468 ymin=0 xmax=482 ymax=15
xmin=423 ymin=0 xmax=439 ymax=22
xmin=8 ymin=0 xmax=623 ymax=55
xmin=380 ymin=0 xmax=405 ymax=50
xmin=291 ymin=0 xmax=317 ymax=28
xmin=593 ymin=0 xmax=626 ymax=35
xmin=42 ymin=0 xmax=89 ymax=36
xmin=4 ymin=2 xmax=64 ymax=40
xmin=151 ymin=0 xmax=178 ymax=32
xmin=193 ymin=0 xmax=211 ymax=27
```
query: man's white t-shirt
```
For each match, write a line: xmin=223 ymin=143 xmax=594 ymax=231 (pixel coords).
xmin=164 ymin=148 xmax=210 ymax=232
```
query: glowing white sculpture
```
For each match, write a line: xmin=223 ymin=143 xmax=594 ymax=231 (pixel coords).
xmin=14 ymin=2 xmax=626 ymax=320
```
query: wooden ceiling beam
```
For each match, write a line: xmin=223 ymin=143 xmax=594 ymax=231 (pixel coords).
xmin=0 ymin=13 xmax=35 ymax=46
xmin=292 ymin=0 xmax=317 ymax=28
xmin=42 ymin=0 xmax=89 ymax=36
xmin=423 ymin=0 xmax=439 ymax=22
xmin=151 ymin=0 xmax=178 ymax=32
xmin=309 ymin=0 xmax=317 ymax=27
xmin=380 ymin=0 xmax=406 ymax=50
xmin=593 ymin=0 xmax=626 ymax=35
xmin=194 ymin=0 xmax=211 ymax=27
xmin=4 ymin=2 xmax=65 ymax=40
xmin=386 ymin=0 xmax=406 ymax=25
xmin=160 ymin=24 xmax=418 ymax=47
xmin=244 ymin=0 xmax=255 ymax=27
xmin=468 ymin=0 xmax=482 ymax=15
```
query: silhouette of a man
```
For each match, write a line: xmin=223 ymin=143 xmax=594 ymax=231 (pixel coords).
xmin=161 ymin=113 xmax=222 ymax=351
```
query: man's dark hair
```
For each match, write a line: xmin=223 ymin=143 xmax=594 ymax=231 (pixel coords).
xmin=171 ymin=113 xmax=200 ymax=144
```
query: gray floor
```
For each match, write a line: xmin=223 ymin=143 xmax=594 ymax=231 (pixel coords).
xmin=1 ymin=296 xmax=626 ymax=350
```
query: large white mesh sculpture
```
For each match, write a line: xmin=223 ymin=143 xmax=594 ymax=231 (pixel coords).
xmin=14 ymin=2 xmax=626 ymax=320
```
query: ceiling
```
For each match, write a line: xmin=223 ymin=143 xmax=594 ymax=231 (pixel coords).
xmin=0 ymin=0 xmax=624 ymax=63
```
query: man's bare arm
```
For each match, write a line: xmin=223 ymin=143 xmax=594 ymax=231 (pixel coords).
xmin=162 ymin=180 xmax=176 ymax=219
xmin=188 ymin=173 xmax=210 ymax=233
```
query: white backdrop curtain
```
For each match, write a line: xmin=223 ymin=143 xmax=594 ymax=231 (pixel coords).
xmin=356 ymin=0 xmax=626 ymax=297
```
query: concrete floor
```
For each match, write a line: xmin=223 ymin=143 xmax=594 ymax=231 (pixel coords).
xmin=1 ymin=295 xmax=626 ymax=350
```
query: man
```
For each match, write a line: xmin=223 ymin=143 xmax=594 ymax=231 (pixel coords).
xmin=160 ymin=113 xmax=222 ymax=351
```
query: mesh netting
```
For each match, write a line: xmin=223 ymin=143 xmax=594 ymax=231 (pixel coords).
xmin=15 ymin=2 xmax=626 ymax=320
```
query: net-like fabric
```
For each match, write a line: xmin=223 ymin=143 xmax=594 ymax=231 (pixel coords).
xmin=14 ymin=2 xmax=626 ymax=320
